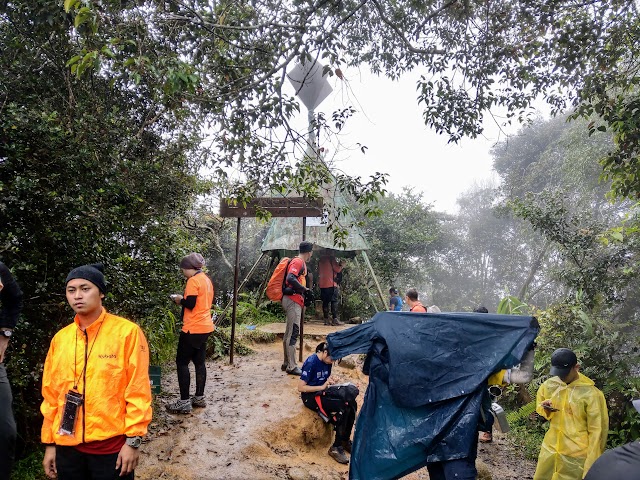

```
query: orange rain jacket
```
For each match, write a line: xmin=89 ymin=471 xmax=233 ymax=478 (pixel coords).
xmin=41 ymin=309 xmax=152 ymax=445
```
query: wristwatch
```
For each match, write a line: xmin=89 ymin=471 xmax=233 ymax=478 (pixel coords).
xmin=0 ymin=329 xmax=12 ymax=338
xmin=125 ymin=436 xmax=142 ymax=448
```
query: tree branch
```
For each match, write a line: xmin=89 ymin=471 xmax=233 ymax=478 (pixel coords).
xmin=370 ymin=0 xmax=446 ymax=56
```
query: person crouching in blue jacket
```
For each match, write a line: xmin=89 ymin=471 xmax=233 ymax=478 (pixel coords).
xmin=298 ymin=342 xmax=356 ymax=465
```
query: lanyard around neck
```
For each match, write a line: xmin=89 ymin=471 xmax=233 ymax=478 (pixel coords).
xmin=73 ymin=320 xmax=103 ymax=391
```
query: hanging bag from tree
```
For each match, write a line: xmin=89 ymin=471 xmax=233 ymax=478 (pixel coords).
xmin=266 ymin=257 xmax=292 ymax=302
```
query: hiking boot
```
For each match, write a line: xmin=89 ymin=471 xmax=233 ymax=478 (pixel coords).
xmin=342 ymin=440 xmax=353 ymax=454
xmin=191 ymin=395 xmax=206 ymax=408
xmin=328 ymin=446 xmax=349 ymax=464
xmin=324 ymin=319 xmax=331 ymax=326
xmin=286 ymin=367 xmax=302 ymax=376
xmin=331 ymin=318 xmax=344 ymax=326
xmin=166 ymin=398 xmax=192 ymax=414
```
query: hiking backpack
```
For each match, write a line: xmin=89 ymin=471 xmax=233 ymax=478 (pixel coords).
xmin=265 ymin=257 xmax=292 ymax=302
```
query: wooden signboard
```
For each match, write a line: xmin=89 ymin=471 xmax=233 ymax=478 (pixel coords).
xmin=219 ymin=197 xmax=323 ymax=218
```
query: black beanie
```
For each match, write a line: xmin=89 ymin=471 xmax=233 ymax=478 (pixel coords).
xmin=299 ymin=241 xmax=313 ymax=253
xmin=65 ymin=263 xmax=107 ymax=293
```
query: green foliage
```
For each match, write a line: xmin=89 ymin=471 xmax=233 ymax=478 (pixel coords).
xmin=429 ymin=182 xmax=543 ymax=310
xmin=44 ymin=0 xmax=640 ymax=213
xmin=534 ymin=304 xmax=628 ymax=389
xmin=10 ymin=450 xmax=47 ymax=480
xmin=207 ymin=327 xmax=254 ymax=359
xmin=603 ymin=374 xmax=640 ymax=446
xmin=508 ymin=421 xmax=547 ymax=461
xmin=0 ymin=0 xmax=206 ymax=456
xmin=511 ymin=192 xmax=633 ymax=309
xmin=231 ymin=297 xmax=283 ymax=326
xmin=3 ymin=0 xmax=640 ymax=468
xmin=529 ymin=303 xmax=639 ymax=446
xmin=237 ymin=328 xmax=277 ymax=344
xmin=340 ymin=264 xmax=379 ymax=320
xmin=506 ymin=400 xmax=537 ymax=425
xmin=497 ymin=296 xmax=529 ymax=315
xmin=139 ymin=310 xmax=179 ymax=365
xmin=359 ymin=188 xmax=443 ymax=287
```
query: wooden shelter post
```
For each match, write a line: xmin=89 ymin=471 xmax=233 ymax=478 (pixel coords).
xmin=229 ymin=217 xmax=241 ymax=364
xmin=362 ymin=251 xmax=387 ymax=310
xmin=354 ymin=256 xmax=381 ymax=313
xmin=299 ymin=216 xmax=307 ymax=362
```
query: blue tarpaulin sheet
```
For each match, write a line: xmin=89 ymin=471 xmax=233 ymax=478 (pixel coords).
xmin=326 ymin=311 xmax=539 ymax=480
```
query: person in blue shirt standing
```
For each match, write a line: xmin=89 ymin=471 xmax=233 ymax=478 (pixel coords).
xmin=388 ymin=287 xmax=403 ymax=311
xmin=298 ymin=342 xmax=356 ymax=465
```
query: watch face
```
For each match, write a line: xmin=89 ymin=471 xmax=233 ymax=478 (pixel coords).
xmin=127 ymin=436 xmax=142 ymax=448
xmin=1 ymin=330 xmax=11 ymax=338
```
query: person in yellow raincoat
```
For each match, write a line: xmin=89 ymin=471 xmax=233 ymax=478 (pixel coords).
xmin=534 ymin=348 xmax=608 ymax=480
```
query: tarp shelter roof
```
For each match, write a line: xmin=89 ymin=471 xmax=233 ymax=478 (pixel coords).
xmin=260 ymin=185 xmax=369 ymax=256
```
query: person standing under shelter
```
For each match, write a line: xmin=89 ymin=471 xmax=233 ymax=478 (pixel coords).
xmin=318 ymin=253 xmax=344 ymax=326
xmin=534 ymin=348 xmax=608 ymax=480
xmin=281 ymin=241 xmax=313 ymax=376
xmin=167 ymin=252 xmax=215 ymax=414
xmin=388 ymin=287 xmax=403 ymax=311
xmin=41 ymin=263 xmax=152 ymax=479
xmin=405 ymin=288 xmax=427 ymax=313
xmin=0 ymin=260 xmax=23 ymax=479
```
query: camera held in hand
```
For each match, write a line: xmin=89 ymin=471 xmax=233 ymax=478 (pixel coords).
xmin=303 ymin=289 xmax=314 ymax=307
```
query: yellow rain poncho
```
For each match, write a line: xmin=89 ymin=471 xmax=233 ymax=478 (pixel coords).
xmin=534 ymin=373 xmax=608 ymax=480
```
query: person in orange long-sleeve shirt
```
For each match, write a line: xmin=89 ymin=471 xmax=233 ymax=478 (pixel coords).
xmin=318 ymin=254 xmax=345 ymax=326
xmin=167 ymin=253 xmax=214 ymax=414
xmin=41 ymin=263 xmax=152 ymax=480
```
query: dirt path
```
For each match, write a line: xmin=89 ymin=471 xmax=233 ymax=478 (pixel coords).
xmin=136 ymin=336 xmax=536 ymax=480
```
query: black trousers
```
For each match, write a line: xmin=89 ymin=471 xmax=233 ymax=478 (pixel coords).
xmin=176 ymin=332 xmax=210 ymax=400
xmin=0 ymin=364 xmax=17 ymax=479
xmin=426 ymin=436 xmax=478 ymax=480
xmin=301 ymin=392 xmax=356 ymax=446
xmin=320 ymin=287 xmax=338 ymax=319
xmin=478 ymin=387 xmax=494 ymax=433
xmin=55 ymin=445 xmax=134 ymax=480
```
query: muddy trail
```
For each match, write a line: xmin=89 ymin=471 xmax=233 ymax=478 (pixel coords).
xmin=136 ymin=327 xmax=536 ymax=480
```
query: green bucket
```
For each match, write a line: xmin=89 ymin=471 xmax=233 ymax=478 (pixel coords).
xmin=149 ymin=365 xmax=161 ymax=394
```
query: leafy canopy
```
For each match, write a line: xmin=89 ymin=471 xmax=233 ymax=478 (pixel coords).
xmin=56 ymin=0 xmax=639 ymax=198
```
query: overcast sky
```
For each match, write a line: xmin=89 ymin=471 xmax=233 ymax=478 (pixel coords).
xmin=285 ymin=68 xmax=531 ymax=214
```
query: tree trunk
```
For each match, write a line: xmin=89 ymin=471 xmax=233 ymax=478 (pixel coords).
xmin=518 ymin=240 xmax=551 ymax=301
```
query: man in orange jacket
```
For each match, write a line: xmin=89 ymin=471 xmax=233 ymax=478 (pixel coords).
xmin=41 ymin=263 xmax=152 ymax=479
